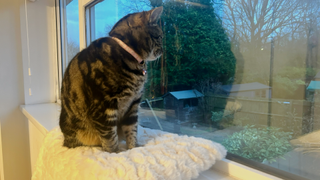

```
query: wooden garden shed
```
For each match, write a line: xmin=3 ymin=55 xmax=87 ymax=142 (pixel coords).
xmin=163 ymin=89 xmax=204 ymax=121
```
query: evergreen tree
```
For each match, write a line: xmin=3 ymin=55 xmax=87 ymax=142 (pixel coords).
xmin=145 ymin=0 xmax=236 ymax=98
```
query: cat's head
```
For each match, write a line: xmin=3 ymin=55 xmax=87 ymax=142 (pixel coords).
xmin=109 ymin=7 xmax=163 ymax=62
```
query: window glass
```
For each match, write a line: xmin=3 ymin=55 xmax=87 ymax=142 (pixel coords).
xmin=88 ymin=0 xmax=151 ymax=41
xmin=61 ymin=0 xmax=80 ymax=72
xmin=86 ymin=0 xmax=320 ymax=179
xmin=57 ymin=0 xmax=81 ymax=100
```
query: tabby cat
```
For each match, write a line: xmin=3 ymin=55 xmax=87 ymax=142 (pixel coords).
xmin=59 ymin=7 xmax=163 ymax=153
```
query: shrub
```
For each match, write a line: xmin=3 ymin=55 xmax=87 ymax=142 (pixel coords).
xmin=276 ymin=67 xmax=317 ymax=79
xmin=211 ymin=111 xmax=225 ymax=122
xmin=211 ymin=110 xmax=233 ymax=122
xmin=222 ymin=126 xmax=293 ymax=162
xmin=274 ymin=76 xmax=298 ymax=93
xmin=211 ymin=110 xmax=234 ymax=129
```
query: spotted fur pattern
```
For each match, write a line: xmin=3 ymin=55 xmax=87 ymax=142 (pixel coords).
xmin=59 ymin=7 xmax=163 ymax=153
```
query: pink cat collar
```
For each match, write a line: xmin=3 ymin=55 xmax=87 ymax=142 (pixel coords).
xmin=111 ymin=37 xmax=143 ymax=64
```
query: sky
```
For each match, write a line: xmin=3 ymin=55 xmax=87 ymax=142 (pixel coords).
xmin=66 ymin=0 xmax=80 ymax=45
xmin=66 ymin=0 xmax=151 ymax=45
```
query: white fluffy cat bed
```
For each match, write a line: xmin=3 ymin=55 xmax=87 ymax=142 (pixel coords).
xmin=32 ymin=126 xmax=226 ymax=180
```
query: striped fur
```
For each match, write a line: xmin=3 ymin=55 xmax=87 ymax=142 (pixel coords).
xmin=59 ymin=7 xmax=163 ymax=153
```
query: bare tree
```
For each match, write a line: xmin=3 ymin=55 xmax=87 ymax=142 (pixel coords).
xmin=223 ymin=0 xmax=302 ymax=48
xmin=67 ymin=40 xmax=79 ymax=62
xmin=300 ymin=0 xmax=320 ymax=68
xmin=104 ymin=24 xmax=114 ymax=35
xmin=221 ymin=0 xmax=303 ymax=73
xmin=118 ymin=0 xmax=152 ymax=14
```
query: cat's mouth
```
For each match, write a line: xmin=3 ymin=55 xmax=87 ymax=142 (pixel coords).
xmin=145 ymin=49 xmax=162 ymax=61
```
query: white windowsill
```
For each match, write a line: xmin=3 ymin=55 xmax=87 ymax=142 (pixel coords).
xmin=20 ymin=103 xmax=282 ymax=180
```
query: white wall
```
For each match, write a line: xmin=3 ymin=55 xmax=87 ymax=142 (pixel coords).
xmin=0 ymin=0 xmax=57 ymax=179
xmin=0 ymin=0 xmax=32 ymax=179
xmin=20 ymin=0 xmax=57 ymax=105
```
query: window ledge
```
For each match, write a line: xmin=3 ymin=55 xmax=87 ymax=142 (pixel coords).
xmin=20 ymin=103 xmax=282 ymax=180
xmin=20 ymin=103 xmax=60 ymax=135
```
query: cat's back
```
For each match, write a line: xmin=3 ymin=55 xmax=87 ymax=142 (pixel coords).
xmin=61 ymin=37 xmax=146 ymax=117
xmin=62 ymin=37 xmax=126 ymax=92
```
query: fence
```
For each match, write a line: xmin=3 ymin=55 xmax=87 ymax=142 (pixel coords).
xmin=312 ymin=101 xmax=320 ymax=130
xmin=205 ymin=95 xmax=317 ymax=136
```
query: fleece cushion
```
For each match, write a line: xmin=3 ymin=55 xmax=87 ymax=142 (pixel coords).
xmin=32 ymin=126 xmax=226 ymax=180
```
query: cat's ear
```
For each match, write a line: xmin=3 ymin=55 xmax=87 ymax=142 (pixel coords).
xmin=149 ymin=6 xmax=163 ymax=24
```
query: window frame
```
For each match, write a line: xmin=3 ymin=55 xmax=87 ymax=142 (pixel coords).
xmin=79 ymin=0 xmax=102 ymax=50
xmin=226 ymin=154 xmax=309 ymax=180
xmin=55 ymin=0 xmax=63 ymax=103
xmin=85 ymin=2 xmax=99 ymax=46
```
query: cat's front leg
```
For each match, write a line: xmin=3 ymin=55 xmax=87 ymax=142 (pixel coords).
xmin=121 ymin=98 xmax=140 ymax=149
xmin=122 ymin=121 xmax=138 ymax=149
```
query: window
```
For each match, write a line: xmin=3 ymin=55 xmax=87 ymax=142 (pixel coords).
xmin=60 ymin=0 xmax=320 ymax=179
xmin=59 ymin=0 xmax=80 ymax=72
xmin=58 ymin=0 xmax=81 ymax=100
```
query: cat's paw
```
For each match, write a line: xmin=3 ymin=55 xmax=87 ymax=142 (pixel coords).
xmin=117 ymin=146 xmax=127 ymax=153
xmin=135 ymin=143 xmax=142 ymax=148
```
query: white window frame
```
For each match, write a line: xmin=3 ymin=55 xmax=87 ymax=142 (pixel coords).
xmin=85 ymin=3 xmax=97 ymax=46
xmin=79 ymin=0 xmax=99 ymax=50
xmin=56 ymin=0 xmax=64 ymax=103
